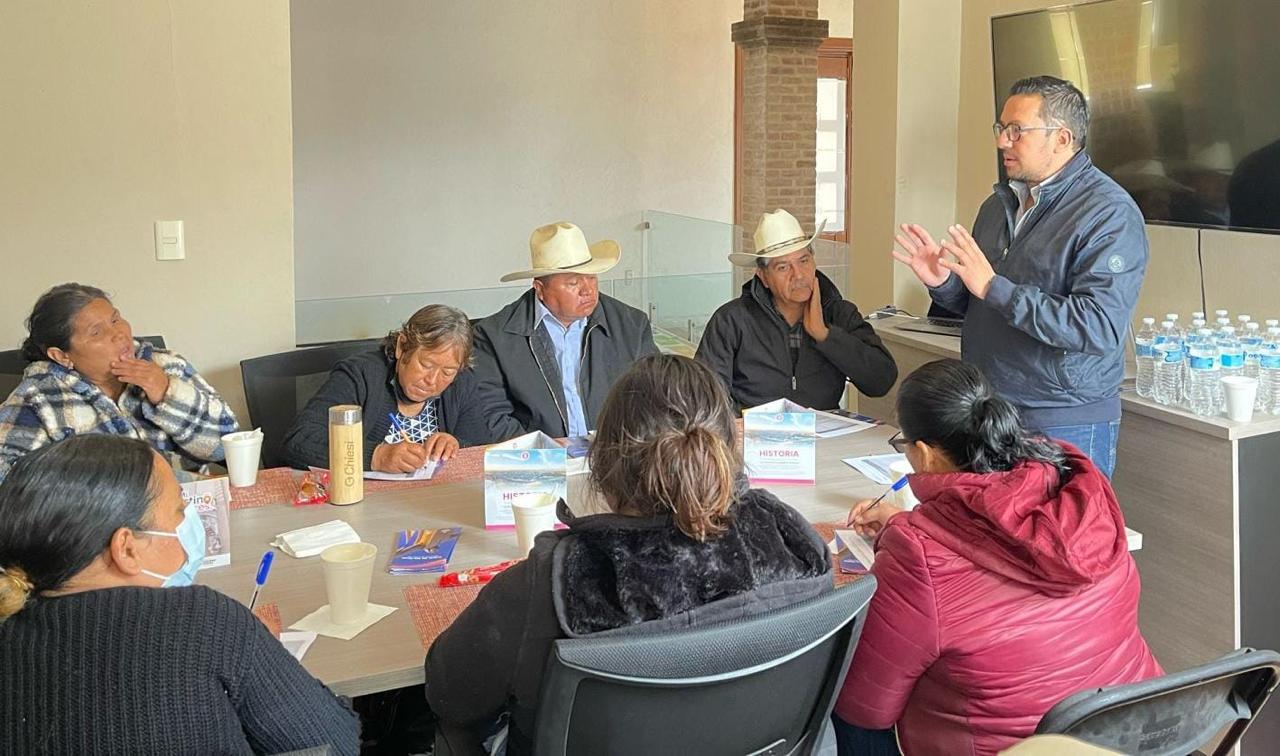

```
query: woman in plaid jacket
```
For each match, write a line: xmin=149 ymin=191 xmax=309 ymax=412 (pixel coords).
xmin=0 ymin=283 xmax=238 ymax=482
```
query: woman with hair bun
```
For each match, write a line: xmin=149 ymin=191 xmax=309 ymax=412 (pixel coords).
xmin=0 ymin=434 xmax=358 ymax=755
xmin=833 ymin=358 xmax=1161 ymax=756
xmin=0 ymin=283 xmax=237 ymax=482
xmin=424 ymin=354 xmax=833 ymax=755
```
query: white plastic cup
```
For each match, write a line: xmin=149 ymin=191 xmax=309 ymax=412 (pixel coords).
xmin=221 ymin=430 xmax=263 ymax=487
xmin=321 ymin=542 xmax=377 ymax=625
xmin=511 ymin=493 xmax=559 ymax=554
xmin=889 ymin=459 xmax=919 ymax=510
xmin=1222 ymin=376 xmax=1259 ymax=423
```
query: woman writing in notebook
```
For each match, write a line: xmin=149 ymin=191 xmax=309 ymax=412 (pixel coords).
xmin=283 ymin=304 xmax=523 ymax=473
xmin=835 ymin=359 xmax=1161 ymax=756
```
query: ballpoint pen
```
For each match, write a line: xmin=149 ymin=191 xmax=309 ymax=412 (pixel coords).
xmin=387 ymin=413 xmax=412 ymax=444
xmin=248 ymin=550 xmax=274 ymax=611
xmin=847 ymin=475 xmax=910 ymax=526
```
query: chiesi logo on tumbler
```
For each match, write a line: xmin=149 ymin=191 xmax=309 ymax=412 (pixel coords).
xmin=139 ymin=502 xmax=208 ymax=587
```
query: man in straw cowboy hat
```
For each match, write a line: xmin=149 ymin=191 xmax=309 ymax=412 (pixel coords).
xmin=696 ymin=209 xmax=896 ymax=410
xmin=472 ymin=222 xmax=658 ymax=438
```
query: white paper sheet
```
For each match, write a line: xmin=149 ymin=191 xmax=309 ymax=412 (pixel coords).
xmin=813 ymin=411 xmax=876 ymax=438
xmin=842 ymin=453 xmax=907 ymax=485
xmin=279 ymin=631 xmax=318 ymax=661
xmin=364 ymin=459 xmax=440 ymax=481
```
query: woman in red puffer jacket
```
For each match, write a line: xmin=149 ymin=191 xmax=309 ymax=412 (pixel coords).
xmin=834 ymin=359 xmax=1162 ymax=756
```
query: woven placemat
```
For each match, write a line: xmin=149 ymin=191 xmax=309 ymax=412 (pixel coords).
xmin=230 ymin=468 xmax=298 ymax=510
xmin=252 ymin=602 xmax=283 ymax=638
xmin=402 ymin=581 xmax=486 ymax=650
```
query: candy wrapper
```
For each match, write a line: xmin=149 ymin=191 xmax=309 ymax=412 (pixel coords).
xmin=294 ymin=470 xmax=330 ymax=506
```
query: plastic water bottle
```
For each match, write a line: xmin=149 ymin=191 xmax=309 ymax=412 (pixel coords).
xmin=1215 ymin=317 xmax=1232 ymax=334
xmin=1267 ymin=319 xmax=1279 ymax=330
xmin=1182 ymin=319 xmax=1207 ymax=402
xmin=1191 ymin=311 xmax=1206 ymax=323
xmin=1219 ymin=326 xmax=1245 ymax=380
xmin=1260 ymin=327 xmax=1280 ymax=414
xmin=1186 ymin=329 xmax=1221 ymax=417
xmin=1238 ymin=314 xmax=1253 ymax=330
xmin=1214 ymin=309 xmax=1230 ymax=323
xmin=1135 ymin=317 xmax=1158 ymax=398
xmin=1241 ymin=322 xmax=1264 ymax=382
xmin=1154 ymin=339 xmax=1184 ymax=407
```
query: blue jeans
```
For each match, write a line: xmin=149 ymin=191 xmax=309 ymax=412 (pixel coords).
xmin=832 ymin=715 xmax=900 ymax=756
xmin=1040 ymin=420 xmax=1120 ymax=478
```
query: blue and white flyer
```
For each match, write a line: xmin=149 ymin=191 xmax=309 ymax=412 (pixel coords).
xmin=483 ymin=431 xmax=568 ymax=529
xmin=742 ymin=399 xmax=816 ymax=485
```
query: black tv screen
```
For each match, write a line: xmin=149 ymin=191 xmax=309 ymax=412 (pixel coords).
xmin=992 ymin=0 xmax=1280 ymax=233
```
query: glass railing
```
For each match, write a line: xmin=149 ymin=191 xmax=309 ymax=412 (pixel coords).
xmin=294 ymin=211 xmax=851 ymax=348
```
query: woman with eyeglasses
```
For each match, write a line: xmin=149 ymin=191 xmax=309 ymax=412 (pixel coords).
xmin=831 ymin=359 xmax=1161 ymax=756
xmin=0 ymin=435 xmax=359 ymax=755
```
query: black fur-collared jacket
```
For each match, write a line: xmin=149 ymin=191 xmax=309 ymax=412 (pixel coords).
xmin=424 ymin=488 xmax=833 ymax=755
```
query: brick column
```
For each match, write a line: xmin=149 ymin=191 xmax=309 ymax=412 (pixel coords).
xmin=733 ymin=0 xmax=828 ymax=257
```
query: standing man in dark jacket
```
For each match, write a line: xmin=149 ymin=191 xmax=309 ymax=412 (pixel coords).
xmin=894 ymin=76 xmax=1148 ymax=476
xmin=696 ymin=209 xmax=897 ymax=410
xmin=472 ymin=221 xmax=659 ymax=438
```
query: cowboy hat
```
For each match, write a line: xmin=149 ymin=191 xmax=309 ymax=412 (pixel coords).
xmin=728 ymin=209 xmax=825 ymax=267
xmin=499 ymin=222 xmax=621 ymax=282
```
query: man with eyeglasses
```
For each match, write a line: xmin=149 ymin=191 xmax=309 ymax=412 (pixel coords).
xmin=893 ymin=75 xmax=1148 ymax=477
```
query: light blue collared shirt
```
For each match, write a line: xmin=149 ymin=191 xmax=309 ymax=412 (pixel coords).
xmin=534 ymin=298 xmax=589 ymax=437
xmin=1008 ymin=164 xmax=1066 ymax=238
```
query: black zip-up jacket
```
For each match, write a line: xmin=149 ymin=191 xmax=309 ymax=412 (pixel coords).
xmin=696 ymin=271 xmax=897 ymax=410
xmin=471 ymin=290 xmax=659 ymax=437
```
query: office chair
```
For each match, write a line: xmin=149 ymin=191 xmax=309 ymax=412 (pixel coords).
xmin=1036 ymin=647 xmax=1280 ymax=755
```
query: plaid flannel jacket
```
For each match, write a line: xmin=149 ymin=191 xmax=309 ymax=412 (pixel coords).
xmin=0 ymin=341 xmax=238 ymax=482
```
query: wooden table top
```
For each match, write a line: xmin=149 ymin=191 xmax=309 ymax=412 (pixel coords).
xmin=198 ymin=424 xmax=899 ymax=697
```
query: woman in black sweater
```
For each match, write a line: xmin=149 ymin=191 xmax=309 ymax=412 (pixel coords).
xmin=0 ymin=435 xmax=359 ymax=755
xmin=283 ymin=304 xmax=524 ymax=474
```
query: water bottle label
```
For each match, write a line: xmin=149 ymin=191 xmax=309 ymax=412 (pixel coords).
xmin=1261 ymin=355 xmax=1280 ymax=369
xmin=1136 ymin=344 xmax=1155 ymax=358
xmin=1162 ymin=348 xmax=1184 ymax=363
xmin=1221 ymin=354 xmax=1245 ymax=368
xmin=1188 ymin=356 xmax=1216 ymax=370
xmin=1153 ymin=335 xmax=1168 ymax=345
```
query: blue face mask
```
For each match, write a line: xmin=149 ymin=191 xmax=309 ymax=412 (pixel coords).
xmin=139 ymin=502 xmax=207 ymax=587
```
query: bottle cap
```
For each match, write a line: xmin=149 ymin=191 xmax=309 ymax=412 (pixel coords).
xmin=328 ymin=405 xmax=362 ymax=425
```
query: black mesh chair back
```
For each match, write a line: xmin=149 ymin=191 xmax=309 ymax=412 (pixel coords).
xmin=533 ymin=577 xmax=877 ymax=756
xmin=239 ymin=339 xmax=380 ymax=468
xmin=1036 ymin=647 xmax=1280 ymax=755
xmin=0 ymin=335 xmax=165 ymax=401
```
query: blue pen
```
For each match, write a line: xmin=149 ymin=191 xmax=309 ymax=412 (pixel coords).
xmin=248 ymin=550 xmax=274 ymax=611
xmin=866 ymin=475 xmax=911 ymax=513
xmin=388 ymin=413 xmax=411 ymax=444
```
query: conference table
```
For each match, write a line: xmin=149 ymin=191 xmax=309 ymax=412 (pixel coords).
xmin=198 ymin=423 xmax=901 ymax=698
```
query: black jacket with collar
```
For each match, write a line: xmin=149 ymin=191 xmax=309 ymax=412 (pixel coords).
xmin=424 ymin=489 xmax=833 ymax=756
xmin=695 ymin=271 xmax=898 ymax=410
xmin=281 ymin=348 xmax=523 ymax=470
xmin=470 ymin=290 xmax=659 ymax=437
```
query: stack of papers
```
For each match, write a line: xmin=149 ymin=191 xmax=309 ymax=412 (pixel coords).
xmin=831 ymin=529 xmax=877 ymax=573
xmin=387 ymin=527 xmax=462 ymax=575
xmin=813 ymin=410 xmax=877 ymax=438
xmin=272 ymin=519 xmax=361 ymax=558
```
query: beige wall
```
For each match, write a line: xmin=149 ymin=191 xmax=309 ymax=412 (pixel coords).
xmin=820 ymin=0 xmax=854 ymax=38
xmin=0 ymin=1 xmax=296 ymax=422
xmin=291 ymin=0 xmax=740 ymax=313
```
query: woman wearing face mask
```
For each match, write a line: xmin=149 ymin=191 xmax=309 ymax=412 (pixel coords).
xmin=283 ymin=304 xmax=524 ymax=473
xmin=832 ymin=359 xmax=1161 ymax=756
xmin=0 ymin=282 xmax=238 ymax=482
xmin=0 ymin=435 xmax=359 ymax=755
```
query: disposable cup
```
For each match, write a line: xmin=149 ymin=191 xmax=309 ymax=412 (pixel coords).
xmin=511 ymin=493 xmax=559 ymax=554
xmin=1222 ymin=376 xmax=1259 ymax=423
xmin=889 ymin=459 xmax=919 ymax=510
xmin=221 ymin=431 xmax=263 ymax=487
xmin=321 ymin=542 xmax=377 ymax=625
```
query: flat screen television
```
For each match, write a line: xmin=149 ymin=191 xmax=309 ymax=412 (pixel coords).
xmin=992 ymin=0 xmax=1280 ymax=233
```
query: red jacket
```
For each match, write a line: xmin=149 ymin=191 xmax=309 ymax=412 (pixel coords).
xmin=835 ymin=447 xmax=1162 ymax=755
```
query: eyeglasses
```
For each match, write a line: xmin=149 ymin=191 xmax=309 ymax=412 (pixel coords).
xmin=887 ymin=431 xmax=910 ymax=454
xmin=992 ymin=122 xmax=1064 ymax=142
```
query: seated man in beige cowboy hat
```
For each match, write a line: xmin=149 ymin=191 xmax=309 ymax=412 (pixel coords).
xmin=696 ymin=209 xmax=897 ymax=410
xmin=472 ymin=222 xmax=659 ymax=438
